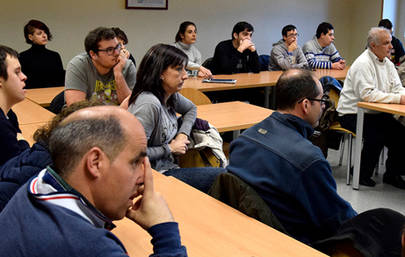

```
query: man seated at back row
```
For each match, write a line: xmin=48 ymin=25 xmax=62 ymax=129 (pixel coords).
xmin=302 ymin=22 xmax=346 ymax=70
xmin=65 ymin=27 xmax=136 ymax=106
xmin=209 ymin=21 xmax=261 ymax=104
xmin=269 ymin=24 xmax=308 ymax=71
xmin=211 ymin=21 xmax=260 ymax=75
xmin=227 ymin=69 xmax=357 ymax=245
xmin=337 ymin=27 xmax=405 ymax=189
xmin=0 ymin=106 xmax=187 ymax=256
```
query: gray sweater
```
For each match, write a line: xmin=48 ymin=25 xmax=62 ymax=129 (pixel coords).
xmin=173 ymin=42 xmax=202 ymax=70
xmin=128 ymin=91 xmax=197 ymax=172
xmin=269 ymin=39 xmax=308 ymax=70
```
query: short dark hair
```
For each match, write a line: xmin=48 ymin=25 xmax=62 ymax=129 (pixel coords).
xmin=232 ymin=21 xmax=254 ymax=39
xmin=24 ymin=19 xmax=52 ymax=44
xmin=276 ymin=69 xmax=320 ymax=110
xmin=84 ymin=27 xmax=116 ymax=56
xmin=378 ymin=19 xmax=393 ymax=30
xmin=282 ymin=24 xmax=297 ymax=37
xmin=49 ymin=115 xmax=126 ymax=177
xmin=316 ymin=22 xmax=334 ymax=38
xmin=0 ymin=45 xmax=18 ymax=81
xmin=111 ymin=27 xmax=128 ymax=45
xmin=175 ymin=21 xmax=196 ymax=42
xmin=128 ymin=44 xmax=188 ymax=109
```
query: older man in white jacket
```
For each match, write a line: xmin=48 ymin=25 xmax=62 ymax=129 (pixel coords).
xmin=337 ymin=27 xmax=405 ymax=189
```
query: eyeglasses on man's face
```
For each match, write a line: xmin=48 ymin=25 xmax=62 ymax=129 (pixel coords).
xmin=307 ymin=94 xmax=330 ymax=106
xmin=299 ymin=94 xmax=330 ymax=106
xmin=98 ymin=43 xmax=122 ymax=56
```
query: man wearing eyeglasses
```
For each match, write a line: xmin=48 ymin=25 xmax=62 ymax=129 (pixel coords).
xmin=226 ymin=69 xmax=356 ymax=246
xmin=302 ymin=22 xmax=346 ymax=70
xmin=269 ymin=24 xmax=308 ymax=71
xmin=65 ymin=27 xmax=136 ymax=106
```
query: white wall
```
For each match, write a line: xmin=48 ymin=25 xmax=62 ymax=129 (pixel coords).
xmin=0 ymin=0 xmax=381 ymax=68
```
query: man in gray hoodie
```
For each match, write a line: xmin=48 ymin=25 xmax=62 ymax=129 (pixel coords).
xmin=269 ymin=24 xmax=308 ymax=71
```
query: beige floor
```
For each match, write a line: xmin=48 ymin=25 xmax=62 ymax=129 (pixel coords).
xmin=328 ymin=148 xmax=405 ymax=215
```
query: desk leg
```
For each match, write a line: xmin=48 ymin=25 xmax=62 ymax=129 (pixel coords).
xmin=353 ymin=108 xmax=364 ymax=190
xmin=264 ymin=87 xmax=270 ymax=108
xmin=233 ymin=130 xmax=241 ymax=139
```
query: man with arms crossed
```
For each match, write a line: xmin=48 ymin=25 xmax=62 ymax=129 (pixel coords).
xmin=65 ymin=27 xmax=136 ymax=106
xmin=269 ymin=24 xmax=308 ymax=70
xmin=0 ymin=106 xmax=187 ymax=256
xmin=337 ymin=27 xmax=405 ymax=188
xmin=302 ymin=22 xmax=345 ymax=70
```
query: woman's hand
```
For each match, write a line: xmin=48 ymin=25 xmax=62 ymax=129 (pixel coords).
xmin=168 ymin=134 xmax=190 ymax=155
xmin=198 ymin=66 xmax=212 ymax=79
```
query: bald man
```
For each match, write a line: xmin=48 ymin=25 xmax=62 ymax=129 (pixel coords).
xmin=0 ymin=106 xmax=187 ymax=257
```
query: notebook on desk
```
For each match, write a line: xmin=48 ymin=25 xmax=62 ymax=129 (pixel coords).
xmin=202 ymin=78 xmax=237 ymax=84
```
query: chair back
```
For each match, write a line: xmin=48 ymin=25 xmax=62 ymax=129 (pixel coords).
xmin=180 ymin=88 xmax=211 ymax=105
xmin=208 ymin=172 xmax=287 ymax=233
xmin=202 ymin=57 xmax=213 ymax=70
xmin=259 ymin=54 xmax=270 ymax=71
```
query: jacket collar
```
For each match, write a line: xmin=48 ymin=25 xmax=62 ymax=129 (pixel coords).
xmin=29 ymin=167 xmax=115 ymax=230
xmin=271 ymin=111 xmax=314 ymax=139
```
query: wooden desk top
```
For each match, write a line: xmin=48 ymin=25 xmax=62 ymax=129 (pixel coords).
xmin=20 ymin=122 xmax=47 ymax=145
xmin=196 ymin=101 xmax=273 ymax=132
xmin=184 ymin=71 xmax=282 ymax=92
xmin=184 ymin=67 xmax=348 ymax=92
xmin=314 ymin=66 xmax=349 ymax=80
xmin=25 ymin=87 xmax=64 ymax=107
xmin=113 ymin=171 xmax=326 ymax=257
xmin=358 ymin=102 xmax=405 ymax=116
xmin=13 ymin=99 xmax=55 ymax=125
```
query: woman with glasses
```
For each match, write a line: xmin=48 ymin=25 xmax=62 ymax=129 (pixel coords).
xmin=19 ymin=19 xmax=65 ymax=89
xmin=127 ymin=44 xmax=223 ymax=193
xmin=269 ymin=24 xmax=308 ymax=71
xmin=173 ymin=21 xmax=212 ymax=78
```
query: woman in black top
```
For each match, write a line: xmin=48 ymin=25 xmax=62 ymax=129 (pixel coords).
xmin=19 ymin=19 xmax=65 ymax=89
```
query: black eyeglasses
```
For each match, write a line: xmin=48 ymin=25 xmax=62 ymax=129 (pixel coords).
xmin=97 ymin=43 xmax=122 ymax=56
xmin=299 ymin=94 xmax=330 ymax=106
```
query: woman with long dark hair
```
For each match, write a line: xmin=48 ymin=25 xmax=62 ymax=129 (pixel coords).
xmin=128 ymin=44 xmax=223 ymax=193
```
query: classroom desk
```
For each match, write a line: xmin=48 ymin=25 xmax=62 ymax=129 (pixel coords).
xmin=20 ymin=68 xmax=349 ymax=109
xmin=196 ymin=101 xmax=273 ymax=133
xmin=352 ymin=102 xmax=405 ymax=189
xmin=13 ymin=98 xmax=55 ymax=125
xmin=25 ymin=87 xmax=64 ymax=107
xmin=20 ymin=122 xmax=47 ymax=145
xmin=184 ymin=67 xmax=349 ymax=108
xmin=113 ymin=171 xmax=326 ymax=257
xmin=314 ymin=66 xmax=349 ymax=81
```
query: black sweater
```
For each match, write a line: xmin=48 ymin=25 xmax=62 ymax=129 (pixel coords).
xmin=19 ymin=44 xmax=65 ymax=89
xmin=211 ymin=39 xmax=260 ymax=75
xmin=0 ymin=109 xmax=29 ymax=166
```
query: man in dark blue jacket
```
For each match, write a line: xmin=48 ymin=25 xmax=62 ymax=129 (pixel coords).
xmin=0 ymin=106 xmax=187 ymax=256
xmin=227 ymin=69 xmax=357 ymax=245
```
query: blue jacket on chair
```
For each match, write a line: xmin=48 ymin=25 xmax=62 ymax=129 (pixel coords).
xmin=227 ymin=112 xmax=357 ymax=245
xmin=0 ymin=141 xmax=52 ymax=212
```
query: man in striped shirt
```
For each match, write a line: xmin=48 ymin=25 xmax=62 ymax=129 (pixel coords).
xmin=302 ymin=22 xmax=346 ymax=70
